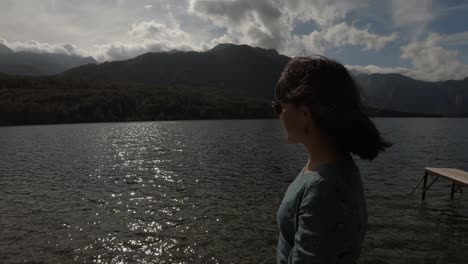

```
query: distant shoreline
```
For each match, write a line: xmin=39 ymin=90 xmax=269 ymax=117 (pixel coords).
xmin=1 ymin=74 xmax=465 ymax=127
xmin=2 ymin=115 xmax=466 ymax=128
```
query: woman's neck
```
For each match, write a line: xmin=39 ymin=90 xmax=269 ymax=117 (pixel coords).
xmin=303 ymin=142 xmax=348 ymax=173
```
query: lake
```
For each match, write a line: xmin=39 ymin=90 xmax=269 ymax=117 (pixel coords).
xmin=1 ymin=118 xmax=467 ymax=263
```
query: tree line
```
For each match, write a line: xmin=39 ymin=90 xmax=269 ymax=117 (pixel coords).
xmin=0 ymin=75 xmax=274 ymax=126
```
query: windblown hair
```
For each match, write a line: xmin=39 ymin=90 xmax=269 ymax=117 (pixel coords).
xmin=274 ymin=55 xmax=392 ymax=161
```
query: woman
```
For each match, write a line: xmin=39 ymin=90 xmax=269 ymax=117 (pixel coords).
xmin=274 ymin=56 xmax=392 ymax=263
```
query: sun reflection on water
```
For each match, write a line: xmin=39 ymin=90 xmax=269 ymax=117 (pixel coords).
xmin=68 ymin=123 xmax=220 ymax=263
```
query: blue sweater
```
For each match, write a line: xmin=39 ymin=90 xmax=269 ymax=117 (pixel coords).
xmin=276 ymin=155 xmax=367 ymax=263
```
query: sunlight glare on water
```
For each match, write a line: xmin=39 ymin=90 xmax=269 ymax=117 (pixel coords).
xmin=0 ymin=119 xmax=467 ymax=263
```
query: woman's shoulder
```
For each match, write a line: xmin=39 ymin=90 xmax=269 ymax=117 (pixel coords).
xmin=297 ymin=173 xmax=340 ymax=215
xmin=301 ymin=163 xmax=358 ymax=198
xmin=301 ymin=166 xmax=341 ymax=189
xmin=299 ymin=171 xmax=334 ymax=200
xmin=311 ymin=157 xmax=359 ymax=184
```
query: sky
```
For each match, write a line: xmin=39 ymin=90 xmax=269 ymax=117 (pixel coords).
xmin=1 ymin=0 xmax=468 ymax=81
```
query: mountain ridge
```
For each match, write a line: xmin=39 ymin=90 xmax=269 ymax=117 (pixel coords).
xmin=0 ymin=43 xmax=97 ymax=76
xmin=1 ymin=42 xmax=467 ymax=117
xmin=0 ymin=43 xmax=14 ymax=55
xmin=61 ymin=43 xmax=468 ymax=115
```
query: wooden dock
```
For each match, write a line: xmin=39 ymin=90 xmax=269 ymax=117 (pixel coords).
xmin=410 ymin=167 xmax=468 ymax=200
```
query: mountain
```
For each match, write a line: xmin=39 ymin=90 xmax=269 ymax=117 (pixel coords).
xmin=0 ymin=43 xmax=97 ymax=76
xmin=0 ymin=74 xmax=441 ymax=127
xmin=0 ymin=43 xmax=14 ymax=55
xmin=358 ymin=73 xmax=468 ymax=116
xmin=62 ymin=43 xmax=468 ymax=116
xmin=64 ymin=43 xmax=290 ymax=99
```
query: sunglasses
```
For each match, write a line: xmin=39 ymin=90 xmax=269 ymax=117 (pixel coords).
xmin=271 ymin=99 xmax=287 ymax=117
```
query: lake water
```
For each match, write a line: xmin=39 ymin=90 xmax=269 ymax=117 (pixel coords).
xmin=1 ymin=118 xmax=467 ymax=264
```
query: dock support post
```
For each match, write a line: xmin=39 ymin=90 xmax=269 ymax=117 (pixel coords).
xmin=410 ymin=174 xmax=426 ymax=196
xmin=451 ymin=182 xmax=456 ymax=200
xmin=422 ymin=172 xmax=428 ymax=200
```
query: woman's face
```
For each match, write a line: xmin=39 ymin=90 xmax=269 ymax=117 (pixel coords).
xmin=279 ymin=102 xmax=312 ymax=144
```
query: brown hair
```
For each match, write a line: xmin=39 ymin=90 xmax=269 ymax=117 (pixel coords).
xmin=274 ymin=55 xmax=392 ymax=161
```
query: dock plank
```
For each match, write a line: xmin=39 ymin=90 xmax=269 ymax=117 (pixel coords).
xmin=425 ymin=167 xmax=468 ymax=186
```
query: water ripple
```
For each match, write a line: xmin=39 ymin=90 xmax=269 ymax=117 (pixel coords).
xmin=0 ymin=118 xmax=467 ymax=263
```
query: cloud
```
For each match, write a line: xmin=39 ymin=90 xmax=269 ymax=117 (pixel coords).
xmin=321 ymin=22 xmax=398 ymax=51
xmin=190 ymin=0 xmax=398 ymax=56
xmin=0 ymin=37 xmax=87 ymax=56
xmin=285 ymin=22 xmax=398 ymax=56
xmin=0 ymin=0 xmax=399 ymax=61
xmin=390 ymin=0 xmax=433 ymax=25
xmin=1 ymin=18 xmax=208 ymax=62
xmin=2 ymin=0 xmax=466 ymax=81
xmin=190 ymin=0 xmax=290 ymax=51
xmin=439 ymin=31 xmax=468 ymax=46
xmin=350 ymin=32 xmax=468 ymax=81
xmin=346 ymin=64 xmax=410 ymax=75
xmin=286 ymin=31 xmax=328 ymax=55
xmin=92 ymin=41 xmax=193 ymax=62
xmin=445 ymin=3 xmax=468 ymax=12
xmin=92 ymin=20 xmax=208 ymax=61
xmin=0 ymin=0 xmax=198 ymax=54
xmin=284 ymin=0 xmax=360 ymax=27
xmin=128 ymin=20 xmax=191 ymax=42
xmin=400 ymin=33 xmax=468 ymax=81
xmin=389 ymin=0 xmax=433 ymax=36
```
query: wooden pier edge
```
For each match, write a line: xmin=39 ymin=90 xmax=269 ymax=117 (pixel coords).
xmin=410 ymin=167 xmax=468 ymax=200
